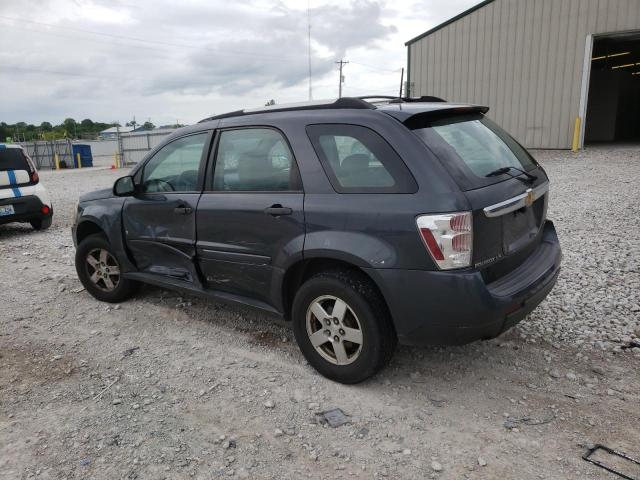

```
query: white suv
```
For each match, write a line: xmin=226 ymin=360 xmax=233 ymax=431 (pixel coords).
xmin=0 ymin=144 xmax=53 ymax=230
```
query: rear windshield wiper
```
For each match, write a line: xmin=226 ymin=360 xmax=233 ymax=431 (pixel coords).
xmin=486 ymin=166 xmax=537 ymax=184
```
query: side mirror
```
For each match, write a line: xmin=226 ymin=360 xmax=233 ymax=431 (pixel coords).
xmin=113 ymin=175 xmax=136 ymax=196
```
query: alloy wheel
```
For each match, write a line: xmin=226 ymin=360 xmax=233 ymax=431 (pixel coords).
xmin=305 ymin=295 xmax=363 ymax=365
xmin=85 ymin=248 xmax=120 ymax=292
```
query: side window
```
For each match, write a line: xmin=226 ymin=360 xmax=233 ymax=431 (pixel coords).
xmin=142 ymin=133 xmax=208 ymax=193
xmin=212 ymin=128 xmax=301 ymax=191
xmin=306 ymin=124 xmax=417 ymax=193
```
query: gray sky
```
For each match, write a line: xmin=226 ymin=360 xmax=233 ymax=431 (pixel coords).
xmin=0 ymin=0 xmax=479 ymax=125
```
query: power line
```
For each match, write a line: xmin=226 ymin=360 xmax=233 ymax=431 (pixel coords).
xmin=0 ymin=20 xmax=335 ymax=74
xmin=0 ymin=65 xmax=119 ymax=79
xmin=0 ymin=22 xmax=180 ymax=56
xmin=342 ymin=83 xmax=401 ymax=97
xmin=349 ymin=60 xmax=403 ymax=73
xmin=0 ymin=16 xmax=403 ymax=82
xmin=0 ymin=15 xmax=302 ymax=60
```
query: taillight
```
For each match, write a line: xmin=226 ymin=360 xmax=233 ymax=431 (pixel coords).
xmin=31 ymin=171 xmax=39 ymax=183
xmin=416 ymin=212 xmax=473 ymax=270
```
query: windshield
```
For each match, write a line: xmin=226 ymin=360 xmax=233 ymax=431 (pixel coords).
xmin=411 ymin=114 xmax=537 ymax=189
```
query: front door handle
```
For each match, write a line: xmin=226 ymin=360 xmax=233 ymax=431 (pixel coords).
xmin=174 ymin=205 xmax=193 ymax=215
xmin=264 ymin=204 xmax=292 ymax=216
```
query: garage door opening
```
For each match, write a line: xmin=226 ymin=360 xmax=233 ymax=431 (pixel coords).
xmin=584 ymin=32 xmax=640 ymax=145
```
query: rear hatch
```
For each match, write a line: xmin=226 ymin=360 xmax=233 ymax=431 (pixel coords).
xmin=400 ymin=107 xmax=548 ymax=280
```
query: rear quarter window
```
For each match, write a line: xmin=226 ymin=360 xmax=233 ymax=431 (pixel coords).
xmin=306 ymin=124 xmax=417 ymax=193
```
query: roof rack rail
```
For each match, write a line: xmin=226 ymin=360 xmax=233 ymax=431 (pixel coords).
xmin=198 ymin=97 xmax=374 ymax=123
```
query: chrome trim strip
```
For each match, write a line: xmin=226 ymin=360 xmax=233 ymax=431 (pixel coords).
xmin=483 ymin=182 xmax=549 ymax=218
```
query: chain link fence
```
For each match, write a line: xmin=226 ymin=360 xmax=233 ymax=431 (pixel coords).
xmin=20 ymin=139 xmax=74 ymax=169
xmin=18 ymin=128 xmax=176 ymax=169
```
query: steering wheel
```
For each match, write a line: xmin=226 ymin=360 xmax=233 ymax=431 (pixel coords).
xmin=144 ymin=178 xmax=174 ymax=193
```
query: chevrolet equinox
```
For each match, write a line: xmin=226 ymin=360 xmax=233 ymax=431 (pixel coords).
xmin=72 ymin=97 xmax=561 ymax=383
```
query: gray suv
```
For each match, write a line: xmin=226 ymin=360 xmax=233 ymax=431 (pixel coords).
xmin=72 ymin=97 xmax=561 ymax=383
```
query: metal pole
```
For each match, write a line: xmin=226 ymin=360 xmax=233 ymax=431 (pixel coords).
xmin=54 ymin=141 xmax=60 ymax=170
xmin=307 ymin=0 xmax=312 ymax=100
xmin=399 ymin=67 xmax=404 ymax=100
xmin=116 ymin=125 xmax=124 ymax=167
xmin=572 ymin=117 xmax=581 ymax=153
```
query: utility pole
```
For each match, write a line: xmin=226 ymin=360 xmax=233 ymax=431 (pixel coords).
xmin=307 ymin=0 xmax=313 ymax=100
xmin=336 ymin=59 xmax=348 ymax=98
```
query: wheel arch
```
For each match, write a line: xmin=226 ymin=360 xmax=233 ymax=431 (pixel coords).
xmin=281 ymin=256 xmax=393 ymax=327
xmin=74 ymin=202 xmax=137 ymax=274
xmin=75 ymin=219 xmax=106 ymax=245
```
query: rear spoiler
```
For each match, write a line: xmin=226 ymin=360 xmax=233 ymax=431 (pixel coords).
xmin=381 ymin=105 xmax=490 ymax=128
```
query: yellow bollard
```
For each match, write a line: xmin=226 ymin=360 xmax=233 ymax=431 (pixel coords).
xmin=76 ymin=152 xmax=82 ymax=169
xmin=54 ymin=153 xmax=60 ymax=170
xmin=572 ymin=116 xmax=581 ymax=152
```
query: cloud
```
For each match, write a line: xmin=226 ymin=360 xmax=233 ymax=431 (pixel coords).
xmin=140 ymin=0 xmax=397 ymax=96
xmin=0 ymin=0 xmax=480 ymax=124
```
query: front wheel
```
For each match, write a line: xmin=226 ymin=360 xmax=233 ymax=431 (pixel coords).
xmin=75 ymin=234 xmax=139 ymax=303
xmin=292 ymin=270 xmax=396 ymax=384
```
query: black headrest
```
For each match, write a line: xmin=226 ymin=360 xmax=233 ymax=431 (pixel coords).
xmin=341 ymin=154 xmax=370 ymax=173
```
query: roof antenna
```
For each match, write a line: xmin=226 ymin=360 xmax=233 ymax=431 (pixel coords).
xmin=307 ymin=0 xmax=313 ymax=100
xmin=398 ymin=67 xmax=404 ymax=109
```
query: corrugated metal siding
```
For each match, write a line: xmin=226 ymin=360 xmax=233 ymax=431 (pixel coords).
xmin=407 ymin=0 xmax=640 ymax=148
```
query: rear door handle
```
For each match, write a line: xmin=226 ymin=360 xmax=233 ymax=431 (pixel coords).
xmin=174 ymin=205 xmax=193 ymax=215
xmin=264 ymin=204 xmax=292 ymax=216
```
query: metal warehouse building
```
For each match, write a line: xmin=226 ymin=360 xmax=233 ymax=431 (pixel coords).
xmin=405 ymin=0 xmax=640 ymax=149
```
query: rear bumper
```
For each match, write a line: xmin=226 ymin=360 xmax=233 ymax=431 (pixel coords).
xmin=368 ymin=220 xmax=561 ymax=346
xmin=0 ymin=194 xmax=53 ymax=225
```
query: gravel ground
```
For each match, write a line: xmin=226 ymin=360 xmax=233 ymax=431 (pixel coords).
xmin=1 ymin=147 xmax=639 ymax=479
xmin=524 ymin=146 xmax=640 ymax=352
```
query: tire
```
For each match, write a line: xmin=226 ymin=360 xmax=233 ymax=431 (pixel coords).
xmin=292 ymin=269 xmax=396 ymax=384
xmin=30 ymin=216 xmax=52 ymax=230
xmin=75 ymin=233 xmax=139 ymax=303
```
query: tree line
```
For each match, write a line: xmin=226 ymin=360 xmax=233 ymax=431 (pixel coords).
xmin=1 ymin=118 xmax=119 ymax=142
xmin=1 ymin=118 xmax=162 ymax=142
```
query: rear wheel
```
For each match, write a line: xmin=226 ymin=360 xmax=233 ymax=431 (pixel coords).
xmin=30 ymin=216 xmax=52 ymax=230
xmin=292 ymin=270 xmax=396 ymax=384
xmin=75 ymin=234 xmax=139 ymax=303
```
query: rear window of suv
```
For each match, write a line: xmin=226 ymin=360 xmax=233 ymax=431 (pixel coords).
xmin=410 ymin=114 xmax=537 ymax=190
xmin=0 ymin=147 xmax=30 ymax=172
